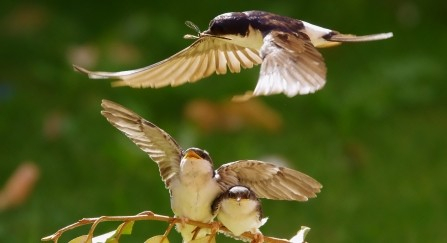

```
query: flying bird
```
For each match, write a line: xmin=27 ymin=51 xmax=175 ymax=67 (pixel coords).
xmin=75 ymin=11 xmax=392 ymax=99
xmin=211 ymin=186 xmax=267 ymax=242
xmin=100 ymin=99 xmax=322 ymax=242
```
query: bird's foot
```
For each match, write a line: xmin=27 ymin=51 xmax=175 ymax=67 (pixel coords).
xmin=207 ymin=221 xmax=222 ymax=243
xmin=191 ymin=225 xmax=202 ymax=240
xmin=232 ymin=91 xmax=254 ymax=102
xmin=161 ymin=215 xmax=181 ymax=241
xmin=178 ymin=216 xmax=190 ymax=227
xmin=251 ymin=232 xmax=264 ymax=243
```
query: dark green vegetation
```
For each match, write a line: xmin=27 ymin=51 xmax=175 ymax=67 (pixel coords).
xmin=1 ymin=0 xmax=446 ymax=242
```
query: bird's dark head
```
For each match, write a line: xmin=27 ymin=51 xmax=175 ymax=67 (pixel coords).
xmin=212 ymin=185 xmax=262 ymax=218
xmin=205 ymin=12 xmax=250 ymax=36
xmin=183 ymin=147 xmax=213 ymax=165
xmin=181 ymin=148 xmax=215 ymax=177
xmin=227 ymin=186 xmax=257 ymax=202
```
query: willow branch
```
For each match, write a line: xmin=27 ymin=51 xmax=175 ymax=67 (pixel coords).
xmin=41 ymin=211 xmax=295 ymax=243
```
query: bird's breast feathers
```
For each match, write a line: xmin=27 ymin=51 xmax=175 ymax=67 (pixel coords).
xmin=170 ymin=177 xmax=221 ymax=221
xmin=218 ymin=199 xmax=262 ymax=236
xmin=179 ymin=158 xmax=213 ymax=183
xmin=220 ymin=198 xmax=259 ymax=216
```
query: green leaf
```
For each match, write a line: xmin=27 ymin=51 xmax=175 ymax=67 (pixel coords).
xmin=144 ymin=235 xmax=169 ymax=243
xmin=90 ymin=221 xmax=135 ymax=243
xmin=115 ymin=221 xmax=135 ymax=235
xmin=68 ymin=235 xmax=91 ymax=243
xmin=190 ymin=235 xmax=215 ymax=243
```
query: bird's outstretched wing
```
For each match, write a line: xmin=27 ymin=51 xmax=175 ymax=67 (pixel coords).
xmin=253 ymin=31 xmax=326 ymax=98
xmin=216 ymin=160 xmax=322 ymax=201
xmin=101 ymin=99 xmax=182 ymax=188
xmin=74 ymin=36 xmax=262 ymax=88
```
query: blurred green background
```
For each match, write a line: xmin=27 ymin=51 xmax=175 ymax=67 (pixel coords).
xmin=1 ymin=0 xmax=446 ymax=242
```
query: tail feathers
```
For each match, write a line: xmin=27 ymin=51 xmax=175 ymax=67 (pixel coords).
xmin=302 ymin=21 xmax=393 ymax=48
xmin=324 ymin=32 xmax=393 ymax=43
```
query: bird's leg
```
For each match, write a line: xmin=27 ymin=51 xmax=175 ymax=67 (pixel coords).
xmin=161 ymin=220 xmax=175 ymax=241
xmin=251 ymin=231 xmax=264 ymax=243
xmin=232 ymin=91 xmax=255 ymax=102
xmin=191 ymin=226 xmax=201 ymax=240
xmin=161 ymin=216 xmax=184 ymax=242
xmin=207 ymin=221 xmax=222 ymax=243
xmin=178 ymin=216 xmax=190 ymax=227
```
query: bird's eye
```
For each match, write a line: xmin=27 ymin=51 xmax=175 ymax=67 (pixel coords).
xmin=200 ymin=151 xmax=212 ymax=162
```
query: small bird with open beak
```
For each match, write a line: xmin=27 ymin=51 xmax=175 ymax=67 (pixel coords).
xmin=75 ymin=10 xmax=392 ymax=99
xmin=100 ymin=99 xmax=322 ymax=242
xmin=212 ymin=186 xmax=267 ymax=242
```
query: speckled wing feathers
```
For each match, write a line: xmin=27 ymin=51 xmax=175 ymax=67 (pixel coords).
xmin=100 ymin=99 xmax=182 ymax=188
xmin=255 ymin=31 xmax=326 ymax=97
xmin=216 ymin=160 xmax=322 ymax=201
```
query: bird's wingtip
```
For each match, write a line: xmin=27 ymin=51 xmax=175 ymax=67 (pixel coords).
xmin=72 ymin=64 xmax=99 ymax=79
xmin=72 ymin=64 xmax=87 ymax=73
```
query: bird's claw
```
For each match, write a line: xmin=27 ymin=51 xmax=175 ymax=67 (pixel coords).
xmin=206 ymin=221 xmax=222 ymax=243
xmin=178 ymin=216 xmax=190 ymax=227
xmin=209 ymin=221 xmax=222 ymax=234
xmin=161 ymin=215 xmax=180 ymax=241
xmin=251 ymin=232 xmax=264 ymax=243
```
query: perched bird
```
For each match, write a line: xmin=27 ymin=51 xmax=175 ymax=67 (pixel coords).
xmin=75 ymin=11 xmax=393 ymax=99
xmin=212 ymin=186 xmax=267 ymax=242
xmin=100 ymin=99 xmax=322 ymax=242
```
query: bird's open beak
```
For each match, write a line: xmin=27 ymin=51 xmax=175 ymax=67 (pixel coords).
xmin=185 ymin=150 xmax=202 ymax=159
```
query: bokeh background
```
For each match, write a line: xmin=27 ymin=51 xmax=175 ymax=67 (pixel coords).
xmin=1 ymin=0 xmax=446 ymax=242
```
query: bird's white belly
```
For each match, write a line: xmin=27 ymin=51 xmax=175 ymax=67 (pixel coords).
xmin=218 ymin=200 xmax=261 ymax=236
xmin=170 ymin=177 xmax=221 ymax=222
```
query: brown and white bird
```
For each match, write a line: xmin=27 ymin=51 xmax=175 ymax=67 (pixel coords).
xmin=75 ymin=11 xmax=392 ymax=98
xmin=212 ymin=186 xmax=267 ymax=242
xmin=100 ymin=99 xmax=322 ymax=242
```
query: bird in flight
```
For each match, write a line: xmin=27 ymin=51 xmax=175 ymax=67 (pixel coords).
xmin=75 ymin=11 xmax=392 ymax=99
xmin=100 ymin=99 xmax=322 ymax=242
xmin=211 ymin=186 xmax=267 ymax=242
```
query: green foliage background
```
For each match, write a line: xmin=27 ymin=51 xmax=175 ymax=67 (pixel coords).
xmin=1 ymin=0 xmax=446 ymax=242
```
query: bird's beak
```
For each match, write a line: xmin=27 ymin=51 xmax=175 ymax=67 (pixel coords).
xmin=199 ymin=31 xmax=232 ymax=40
xmin=202 ymin=29 xmax=211 ymax=35
xmin=185 ymin=150 xmax=202 ymax=160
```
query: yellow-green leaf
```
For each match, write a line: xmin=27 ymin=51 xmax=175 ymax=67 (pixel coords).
xmin=115 ymin=221 xmax=135 ymax=235
xmin=105 ymin=238 xmax=118 ymax=243
xmin=68 ymin=235 xmax=91 ymax=243
xmin=91 ymin=221 xmax=135 ymax=243
xmin=144 ymin=235 xmax=169 ymax=243
xmin=190 ymin=235 xmax=215 ymax=243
